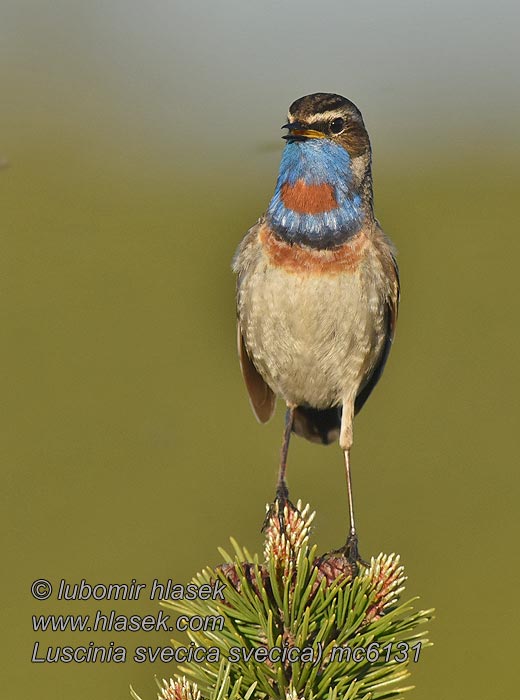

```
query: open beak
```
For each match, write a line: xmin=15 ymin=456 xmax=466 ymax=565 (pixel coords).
xmin=281 ymin=121 xmax=326 ymax=140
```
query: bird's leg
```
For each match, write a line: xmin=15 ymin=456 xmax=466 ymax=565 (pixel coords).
xmin=340 ymin=403 xmax=368 ymax=572
xmin=262 ymin=405 xmax=295 ymax=531
xmin=343 ymin=448 xmax=366 ymax=567
xmin=276 ymin=405 xmax=295 ymax=502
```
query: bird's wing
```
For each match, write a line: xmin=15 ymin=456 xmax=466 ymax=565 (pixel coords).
xmin=237 ymin=323 xmax=276 ymax=423
xmin=354 ymin=250 xmax=400 ymax=414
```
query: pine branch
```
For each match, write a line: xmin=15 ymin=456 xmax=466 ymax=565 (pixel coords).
xmin=132 ymin=501 xmax=433 ymax=700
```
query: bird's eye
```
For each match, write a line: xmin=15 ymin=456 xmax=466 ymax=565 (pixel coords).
xmin=330 ymin=117 xmax=345 ymax=135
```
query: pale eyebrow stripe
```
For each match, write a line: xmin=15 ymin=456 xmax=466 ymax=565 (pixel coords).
xmin=287 ymin=109 xmax=345 ymax=124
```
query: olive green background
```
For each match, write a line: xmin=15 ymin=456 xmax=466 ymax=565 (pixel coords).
xmin=2 ymin=1 xmax=519 ymax=698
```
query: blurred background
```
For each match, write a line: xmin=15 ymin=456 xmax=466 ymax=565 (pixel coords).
xmin=2 ymin=0 xmax=519 ymax=698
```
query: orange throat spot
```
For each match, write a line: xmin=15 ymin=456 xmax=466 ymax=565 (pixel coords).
xmin=281 ymin=179 xmax=338 ymax=214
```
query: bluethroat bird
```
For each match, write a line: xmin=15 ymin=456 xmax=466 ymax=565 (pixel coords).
xmin=233 ymin=93 xmax=399 ymax=566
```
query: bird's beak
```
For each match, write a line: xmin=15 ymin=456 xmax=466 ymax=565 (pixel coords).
xmin=281 ymin=121 xmax=326 ymax=140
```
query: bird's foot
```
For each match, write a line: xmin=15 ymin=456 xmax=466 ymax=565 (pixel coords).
xmin=343 ymin=532 xmax=369 ymax=574
xmin=314 ymin=534 xmax=368 ymax=581
xmin=262 ymin=483 xmax=297 ymax=533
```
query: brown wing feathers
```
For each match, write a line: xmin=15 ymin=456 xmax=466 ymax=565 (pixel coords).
xmin=237 ymin=325 xmax=276 ymax=423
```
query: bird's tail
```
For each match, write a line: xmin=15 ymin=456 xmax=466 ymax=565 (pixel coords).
xmin=292 ymin=406 xmax=341 ymax=445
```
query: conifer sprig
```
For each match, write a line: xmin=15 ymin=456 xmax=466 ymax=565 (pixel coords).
xmin=133 ymin=501 xmax=432 ymax=700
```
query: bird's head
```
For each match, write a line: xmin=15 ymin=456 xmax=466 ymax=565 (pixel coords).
xmin=282 ymin=93 xmax=371 ymax=161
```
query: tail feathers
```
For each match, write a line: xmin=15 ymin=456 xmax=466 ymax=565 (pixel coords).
xmin=292 ymin=406 xmax=341 ymax=445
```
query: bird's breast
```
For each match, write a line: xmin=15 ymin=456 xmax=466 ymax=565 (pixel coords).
xmin=234 ymin=222 xmax=389 ymax=408
xmin=258 ymin=222 xmax=368 ymax=275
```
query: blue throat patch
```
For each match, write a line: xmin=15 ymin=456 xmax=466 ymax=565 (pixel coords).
xmin=266 ymin=139 xmax=365 ymax=249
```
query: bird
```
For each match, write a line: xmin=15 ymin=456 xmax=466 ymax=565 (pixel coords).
xmin=232 ymin=93 xmax=399 ymax=566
